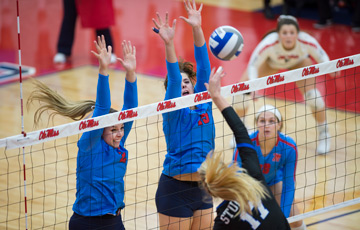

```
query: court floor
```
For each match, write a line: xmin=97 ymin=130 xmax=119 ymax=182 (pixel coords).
xmin=0 ymin=0 xmax=360 ymax=229
xmin=0 ymin=66 xmax=359 ymax=229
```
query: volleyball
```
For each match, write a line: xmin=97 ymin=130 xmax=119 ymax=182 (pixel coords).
xmin=209 ymin=25 xmax=244 ymax=61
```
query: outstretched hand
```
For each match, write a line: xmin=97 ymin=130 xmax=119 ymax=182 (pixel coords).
xmin=180 ymin=0 xmax=203 ymax=28
xmin=205 ymin=66 xmax=225 ymax=99
xmin=117 ymin=40 xmax=136 ymax=73
xmin=205 ymin=66 xmax=229 ymax=111
xmin=152 ymin=12 xmax=176 ymax=44
xmin=91 ymin=35 xmax=112 ymax=76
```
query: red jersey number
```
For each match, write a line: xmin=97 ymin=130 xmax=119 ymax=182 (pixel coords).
xmin=198 ymin=113 xmax=210 ymax=126
xmin=260 ymin=163 xmax=271 ymax=174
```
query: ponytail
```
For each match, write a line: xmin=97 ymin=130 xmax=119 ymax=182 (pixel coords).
xmin=198 ymin=152 xmax=270 ymax=216
xmin=27 ymin=79 xmax=98 ymax=126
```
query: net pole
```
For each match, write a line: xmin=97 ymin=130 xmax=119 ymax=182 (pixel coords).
xmin=16 ymin=0 xmax=29 ymax=229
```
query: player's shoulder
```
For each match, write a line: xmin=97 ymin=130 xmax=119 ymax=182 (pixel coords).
xmin=298 ymin=31 xmax=317 ymax=43
xmin=278 ymin=132 xmax=297 ymax=147
xmin=256 ymin=32 xmax=280 ymax=55
xmin=249 ymin=130 xmax=259 ymax=140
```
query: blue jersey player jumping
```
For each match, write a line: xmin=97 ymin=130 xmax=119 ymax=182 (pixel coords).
xmin=28 ymin=36 xmax=138 ymax=230
xmin=152 ymin=1 xmax=215 ymax=229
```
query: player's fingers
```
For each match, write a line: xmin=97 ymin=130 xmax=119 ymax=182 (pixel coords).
xmin=198 ymin=3 xmax=203 ymax=12
xmin=156 ymin=12 xmax=163 ymax=25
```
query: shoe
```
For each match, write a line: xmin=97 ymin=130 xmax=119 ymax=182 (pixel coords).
xmin=317 ymin=130 xmax=331 ymax=155
xmin=313 ymin=19 xmax=333 ymax=29
xmin=110 ymin=53 xmax=117 ymax=64
xmin=53 ymin=53 xmax=66 ymax=63
xmin=264 ymin=6 xmax=275 ymax=20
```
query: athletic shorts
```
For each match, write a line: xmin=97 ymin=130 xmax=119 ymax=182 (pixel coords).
xmin=69 ymin=212 xmax=125 ymax=230
xmin=267 ymin=169 xmax=283 ymax=187
xmin=155 ymin=173 xmax=213 ymax=217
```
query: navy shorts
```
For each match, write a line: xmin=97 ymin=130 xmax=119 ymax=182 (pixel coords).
xmin=155 ymin=173 xmax=213 ymax=217
xmin=69 ymin=212 xmax=125 ymax=230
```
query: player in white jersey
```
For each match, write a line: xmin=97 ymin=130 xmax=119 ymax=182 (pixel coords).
xmin=233 ymin=15 xmax=331 ymax=156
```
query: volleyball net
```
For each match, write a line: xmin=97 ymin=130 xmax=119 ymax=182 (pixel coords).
xmin=0 ymin=54 xmax=359 ymax=229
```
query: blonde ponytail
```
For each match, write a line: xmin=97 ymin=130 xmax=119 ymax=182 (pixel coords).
xmin=27 ymin=79 xmax=96 ymax=126
xmin=198 ymin=152 xmax=270 ymax=216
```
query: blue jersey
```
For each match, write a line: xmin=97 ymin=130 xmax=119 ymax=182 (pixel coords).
xmin=233 ymin=131 xmax=297 ymax=218
xmin=162 ymin=43 xmax=215 ymax=177
xmin=73 ymin=74 xmax=138 ymax=216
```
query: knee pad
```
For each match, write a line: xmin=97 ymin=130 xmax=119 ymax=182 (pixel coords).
xmin=305 ymin=89 xmax=325 ymax=111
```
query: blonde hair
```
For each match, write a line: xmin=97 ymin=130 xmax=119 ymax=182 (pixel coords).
xmin=27 ymin=79 xmax=116 ymax=126
xmin=198 ymin=152 xmax=270 ymax=216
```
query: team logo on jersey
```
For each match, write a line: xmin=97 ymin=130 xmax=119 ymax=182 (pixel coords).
xmin=278 ymin=55 xmax=299 ymax=63
xmin=336 ymin=58 xmax=354 ymax=68
xmin=157 ymin=100 xmax=176 ymax=111
xmin=267 ymin=74 xmax=284 ymax=85
xmin=302 ymin=66 xmax=319 ymax=77
xmin=117 ymin=148 xmax=127 ymax=163
xmin=79 ymin=119 xmax=99 ymax=130
xmin=118 ymin=109 xmax=138 ymax=121
xmin=194 ymin=91 xmax=211 ymax=102
xmin=39 ymin=128 xmax=59 ymax=140
xmin=231 ymin=82 xmax=249 ymax=93
xmin=272 ymin=153 xmax=281 ymax=162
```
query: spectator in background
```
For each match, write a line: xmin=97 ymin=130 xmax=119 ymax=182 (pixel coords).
xmin=263 ymin=0 xmax=290 ymax=20
xmin=314 ymin=0 xmax=360 ymax=32
xmin=54 ymin=0 xmax=117 ymax=64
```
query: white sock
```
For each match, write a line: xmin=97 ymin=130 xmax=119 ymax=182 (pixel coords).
xmin=291 ymin=221 xmax=307 ymax=230
xmin=317 ymin=121 xmax=328 ymax=134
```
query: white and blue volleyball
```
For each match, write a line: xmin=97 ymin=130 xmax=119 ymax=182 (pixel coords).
xmin=209 ymin=26 xmax=244 ymax=61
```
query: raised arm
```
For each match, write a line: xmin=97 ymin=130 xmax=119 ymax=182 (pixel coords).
xmin=153 ymin=12 xmax=182 ymax=100
xmin=117 ymin=40 xmax=138 ymax=143
xmin=280 ymin=142 xmax=297 ymax=217
xmin=79 ymin=35 xmax=112 ymax=150
xmin=180 ymin=0 xmax=205 ymax=47
xmin=180 ymin=0 xmax=210 ymax=93
xmin=205 ymin=67 xmax=264 ymax=181
xmin=153 ymin=12 xmax=177 ymax=64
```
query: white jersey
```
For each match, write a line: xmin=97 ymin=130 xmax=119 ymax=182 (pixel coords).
xmin=247 ymin=31 xmax=330 ymax=80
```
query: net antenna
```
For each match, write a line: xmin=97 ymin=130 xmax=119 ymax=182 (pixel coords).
xmin=16 ymin=0 xmax=29 ymax=229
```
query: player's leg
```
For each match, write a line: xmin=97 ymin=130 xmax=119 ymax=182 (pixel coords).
xmin=54 ymin=0 xmax=77 ymax=63
xmin=156 ymin=174 xmax=193 ymax=230
xmin=293 ymin=58 xmax=330 ymax=155
xmin=156 ymin=174 xmax=212 ymax=230
xmin=269 ymin=181 xmax=282 ymax=206
xmin=191 ymin=208 xmax=213 ymax=230
xmin=289 ymin=203 xmax=307 ymax=230
xmin=158 ymin=214 xmax=192 ymax=230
